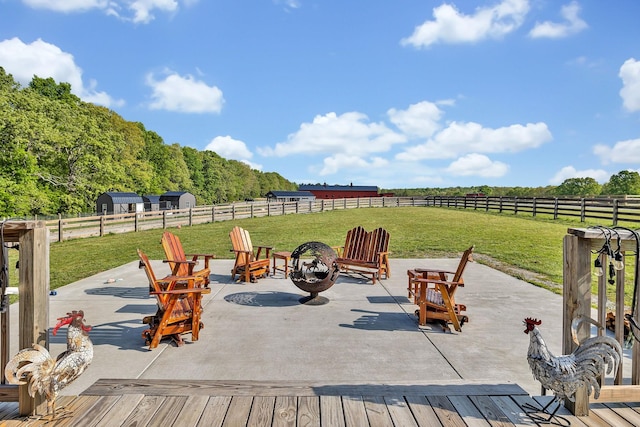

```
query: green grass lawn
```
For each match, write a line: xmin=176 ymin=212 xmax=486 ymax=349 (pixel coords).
xmin=10 ymin=206 xmax=633 ymax=305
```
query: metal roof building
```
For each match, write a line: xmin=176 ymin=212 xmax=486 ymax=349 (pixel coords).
xmin=96 ymin=192 xmax=144 ymax=215
xmin=298 ymin=184 xmax=380 ymax=199
xmin=265 ymin=191 xmax=316 ymax=202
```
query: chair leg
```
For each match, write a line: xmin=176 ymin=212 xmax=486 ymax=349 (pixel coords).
xmin=438 ymin=283 xmax=461 ymax=332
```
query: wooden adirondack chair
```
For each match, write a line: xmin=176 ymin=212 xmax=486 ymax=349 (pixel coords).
xmin=335 ymin=226 xmax=390 ymax=284
xmin=229 ymin=226 xmax=272 ymax=282
xmin=137 ymin=249 xmax=211 ymax=349
xmin=407 ymin=245 xmax=474 ymax=332
xmin=161 ymin=231 xmax=214 ymax=287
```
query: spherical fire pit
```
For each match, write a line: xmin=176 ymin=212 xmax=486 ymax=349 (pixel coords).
xmin=289 ymin=241 xmax=339 ymax=305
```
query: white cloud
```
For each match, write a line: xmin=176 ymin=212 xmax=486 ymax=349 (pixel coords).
xmin=204 ymin=136 xmax=262 ymax=170
xmin=548 ymin=166 xmax=610 ymax=184
xmin=146 ymin=71 xmax=224 ymax=113
xmin=445 ymin=153 xmax=509 ymax=177
xmin=594 ymin=139 xmax=640 ymax=165
xmin=529 ymin=1 xmax=587 ymax=38
xmin=21 ymin=0 xmax=108 ymax=12
xmin=387 ymin=101 xmax=444 ymax=138
xmin=396 ymin=121 xmax=552 ymax=160
xmin=258 ymin=111 xmax=405 ymax=176
xmin=620 ymin=58 xmax=640 ymax=112
xmin=260 ymin=111 xmax=406 ymax=157
xmin=400 ymin=0 xmax=529 ymax=48
xmin=319 ymin=154 xmax=388 ymax=176
xmin=274 ymin=0 xmax=300 ymax=10
xmin=20 ymin=0 xmax=194 ymax=23
xmin=0 ymin=37 xmax=123 ymax=107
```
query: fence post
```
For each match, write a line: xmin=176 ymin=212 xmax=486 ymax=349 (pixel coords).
xmin=514 ymin=197 xmax=518 ymax=215
xmin=163 ymin=210 xmax=167 ymax=229
xmin=135 ymin=212 xmax=139 ymax=231
xmin=485 ymin=197 xmax=489 ymax=212
xmin=211 ymin=206 xmax=216 ymax=223
xmin=189 ymin=208 xmax=193 ymax=226
xmin=251 ymin=204 xmax=254 ymax=218
xmin=233 ymin=203 xmax=236 ymax=219
xmin=499 ymin=197 xmax=503 ymax=214
xmin=613 ymin=199 xmax=619 ymax=226
xmin=100 ymin=215 xmax=105 ymax=237
xmin=58 ymin=214 xmax=63 ymax=242
xmin=282 ymin=202 xmax=285 ymax=216
xmin=532 ymin=198 xmax=537 ymax=217
xmin=554 ymin=198 xmax=559 ymax=220
xmin=580 ymin=198 xmax=586 ymax=222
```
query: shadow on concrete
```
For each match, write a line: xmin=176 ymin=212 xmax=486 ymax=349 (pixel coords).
xmin=49 ymin=318 xmax=150 ymax=351
xmin=224 ymin=291 xmax=303 ymax=307
xmin=339 ymin=308 xmax=421 ymax=332
xmin=85 ymin=286 xmax=149 ymax=299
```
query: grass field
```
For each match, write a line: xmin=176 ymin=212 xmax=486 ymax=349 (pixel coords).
xmin=6 ymin=206 xmax=634 ymax=305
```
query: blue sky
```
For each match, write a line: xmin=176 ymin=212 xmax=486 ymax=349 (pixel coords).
xmin=1 ymin=0 xmax=639 ymax=189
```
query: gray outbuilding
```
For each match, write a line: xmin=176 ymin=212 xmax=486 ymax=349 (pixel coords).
xmin=160 ymin=191 xmax=196 ymax=209
xmin=96 ymin=192 xmax=144 ymax=215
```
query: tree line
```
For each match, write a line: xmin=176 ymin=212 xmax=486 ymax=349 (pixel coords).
xmin=0 ymin=67 xmax=296 ymax=217
xmin=386 ymin=173 xmax=640 ymax=199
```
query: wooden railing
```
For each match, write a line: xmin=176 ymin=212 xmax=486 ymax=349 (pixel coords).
xmin=564 ymin=227 xmax=640 ymax=416
xmin=18 ymin=196 xmax=640 ymax=242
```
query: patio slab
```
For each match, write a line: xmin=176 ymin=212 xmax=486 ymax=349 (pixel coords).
xmin=7 ymin=257 xmax=569 ymax=397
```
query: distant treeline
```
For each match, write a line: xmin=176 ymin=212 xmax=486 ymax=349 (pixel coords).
xmin=385 ymin=172 xmax=640 ymax=199
xmin=0 ymin=67 xmax=296 ymax=217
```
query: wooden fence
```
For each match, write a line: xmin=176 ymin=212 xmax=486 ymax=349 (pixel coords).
xmin=24 ymin=196 xmax=640 ymax=242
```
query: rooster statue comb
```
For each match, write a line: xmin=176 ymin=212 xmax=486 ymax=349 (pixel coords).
xmin=523 ymin=316 xmax=621 ymax=423
xmin=4 ymin=310 xmax=94 ymax=419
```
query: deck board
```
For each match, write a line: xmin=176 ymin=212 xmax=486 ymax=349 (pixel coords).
xmin=0 ymin=380 xmax=638 ymax=426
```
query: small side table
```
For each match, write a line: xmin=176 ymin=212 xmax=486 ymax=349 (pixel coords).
xmin=272 ymin=251 xmax=292 ymax=277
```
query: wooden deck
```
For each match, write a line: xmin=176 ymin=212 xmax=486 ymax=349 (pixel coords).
xmin=0 ymin=380 xmax=639 ymax=426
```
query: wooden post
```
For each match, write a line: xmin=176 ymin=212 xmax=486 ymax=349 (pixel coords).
xmin=57 ymin=214 xmax=63 ymax=242
xmin=100 ymin=215 xmax=105 ymax=236
xmin=580 ymin=198 xmax=586 ymax=222
xmin=18 ymin=222 xmax=49 ymax=415
xmin=613 ymin=199 xmax=619 ymax=226
xmin=189 ymin=208 xmax=193 ymax=227
xmin=562 ymin=234 xmax=592 ymax=416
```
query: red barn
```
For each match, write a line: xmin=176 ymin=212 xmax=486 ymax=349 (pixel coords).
xmin=298 ymin=184 xmax=380 ymax=199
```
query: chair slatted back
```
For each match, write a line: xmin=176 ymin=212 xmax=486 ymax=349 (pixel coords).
xmin=342 ymin=226 xmax=389 ymax=263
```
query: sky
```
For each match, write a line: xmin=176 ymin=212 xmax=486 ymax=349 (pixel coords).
xmin=1 ymin=0 xmax=639 ymax=190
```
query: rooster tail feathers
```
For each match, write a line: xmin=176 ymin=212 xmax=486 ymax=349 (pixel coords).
xmin=4 ymin=344 xmax=52 ymax=385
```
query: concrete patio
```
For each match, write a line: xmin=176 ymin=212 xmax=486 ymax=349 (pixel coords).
xmin=7 ymin=257 xmax=571 ymax=397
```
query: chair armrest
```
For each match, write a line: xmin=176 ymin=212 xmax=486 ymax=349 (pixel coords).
xmin=163 ymin=259 xmax=196 ymax=265
xmin=152 ymin=288 xmax=212 ymax=295
xmin=412 ymin=268 xmax=455 ymax=275
xmin=186 ymin=253 xmax=216 ymax=268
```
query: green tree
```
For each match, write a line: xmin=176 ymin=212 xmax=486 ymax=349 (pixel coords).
xmin=601 ymin=170 xmax=640 ymax=195
xmin=555 ymin=177 xmax=602 ymax=197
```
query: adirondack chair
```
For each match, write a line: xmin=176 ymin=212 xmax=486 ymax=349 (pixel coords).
xmin=229 ymin=226 xmax=272 ymax=282
xmin=137 ymin=249 xmax=211 ymax=349
xmin=407 ymin=245 xmax=474 ymax=332
xmin=335 ymin=226 xmax=390 ymax=284
xmin=161 ymin=231 xmax=214 ymax=287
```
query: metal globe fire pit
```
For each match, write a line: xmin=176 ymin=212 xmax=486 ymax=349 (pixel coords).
xmin=289 ymin=241 xmax=340 ymax=305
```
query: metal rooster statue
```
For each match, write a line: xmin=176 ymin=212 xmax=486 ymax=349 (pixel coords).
xmin=5 ymin=310 xmax=93 ymax=419
xmin=524 ymin=316 xmax=621 ymax=424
